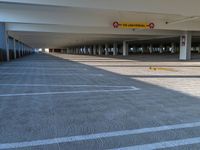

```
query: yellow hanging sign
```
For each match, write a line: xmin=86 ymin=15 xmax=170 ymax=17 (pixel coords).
xmin=113 ymin=21 xmax=155 ymax=29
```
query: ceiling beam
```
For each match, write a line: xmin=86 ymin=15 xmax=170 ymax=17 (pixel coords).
xmin=0 ymin=0 xmax=200 ymax=16
xmin=6 ymin=23 xmax=183 ymax=36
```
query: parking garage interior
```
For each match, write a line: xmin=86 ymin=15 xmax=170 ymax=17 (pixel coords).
xmin=1 ymin=1 xmax=200 ymax=150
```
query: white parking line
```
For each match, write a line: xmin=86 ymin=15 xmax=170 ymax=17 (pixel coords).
xmin=0 ymin=121 xmax=200 ymax=149
xmin=110 ymin=137 xmax=200 ymax=150
xmin=0 ymin=67 xmax=88 ymax=70
xmin=0 ymin=87 xmax=139 ymax=97
xmin=0 ymin=84 xmax=136 ymax=88
xmin=0 ymin=73 xmax=103 ymax=76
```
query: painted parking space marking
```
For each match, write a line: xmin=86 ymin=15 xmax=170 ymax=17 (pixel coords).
xmin=0 ymin=86 xmax=139 ymax=97
xmin=1 ymin=121 xmax=200 ymax=149
xmin=0 ymin=67 xmax=88 ymax=70
xmin=0 ymin=73 xmax=103 ymax=76
xmin=0 ymin=84 xmax=136 ymax=88
xmin=110 ymin=137 xmax=200 ymax=150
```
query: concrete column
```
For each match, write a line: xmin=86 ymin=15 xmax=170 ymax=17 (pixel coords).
xmin=74 ymin=48 xmax=77 ymax=54
xmin=141 ymin=45 xmax=145 ymax=54
xmin=26 ymin=46 xmax=28 ymax=55
xmin=20 ymin=43 xmax=23 ymax=56
xmin=13 ymin=39 xmax=16 ymax=59
xmin=25 ymin=46 xmax=29 ymax=55
xmin=123 ymin=41 xmax=128 ymax=56
xmin=72 ymin=48 xmax=75 ymax=54
xmin=180 ymin=32 xmax=192 ymax=60
xmin=5 ymin=32 xmax=9 ymax=61
xmin=78 ymin=48 xmax=80 ymax=54
xmin=83 ymin=46 xmax=86 ymax=54
xmin=18 ymin=42 xmax=21 ymax=57
xmin=142 ymin=45 xmax=148 ymax=54
xmin=70 ymin=48 xmax=72 ymax=54
xmin=149 ymin=44 xmax=153 ymax=54
xmin=24 ymin=45 xmax=26 ymax=55
xmin=98 ymin=45 xmax=102 ymax=55
xmin=79 ymin=48 xmax=82 ymax=54
xmin=86 ymin=47 xmax=89 ymax=55
xmin=16 ymin=41 xmax=19 ymax=58
xmin=89 ymin=46 xmax=92 ymax=55
xmin=171 ymin=43 xmax=175 ymax=53
xmin=0 ymin=23 xmax=9 ymax=61
xmin=105 ymin=44 xmax=109 ymax=56
xmin=77 ymin=48 xmax=80 ymax=54
xmin=93 ymin=45 xmax=97 ymax=55
xmin=113 ymin=43 xmax=117 ymax=56
xmin=81 ymin=48 xmax=84 ymax=54
xmin=159 ymin=44 xmax=163 ymax=54
xmin=68 ymin=49 xmax=70 ymax=54
xmin=22 ymin=44 xmax=25 ymax=56
xmin=23 ymin=44 xmax=25 ymax=56
xmin=198 ymin=45 xmax=200 ymax=53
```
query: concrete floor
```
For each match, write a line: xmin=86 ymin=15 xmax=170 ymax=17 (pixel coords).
xmin=1 ymin=53 xmax=200 ymax=150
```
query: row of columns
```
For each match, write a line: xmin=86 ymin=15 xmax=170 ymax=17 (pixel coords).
xmin=64 ymin=41 xmax=175 ymax=56
xmin=65 ymin=33 xmax=192 ymax=60
xmin=6 ymin=37 xmax=33 ymax=61
xmin=0 ymin=22 xmax=34 ymax=62
xmin=64 ymin=43 xmax=122 ymax=56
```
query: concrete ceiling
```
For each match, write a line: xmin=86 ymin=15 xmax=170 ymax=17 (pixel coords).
xmin=1 ymin=0 xmax=200 ymax=48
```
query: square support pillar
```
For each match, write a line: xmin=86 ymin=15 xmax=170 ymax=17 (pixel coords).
xmin=98 ymin=45 xmax=102 ymax=56
xmin=83 ymin=46 xmax=87 ymax=54
xmin=89 ymin=46 xmax=92 ymax=55
xmin=105 ymin=44 xmax=109 ymax=56
xmin=78 ymin=48 xmax=80 ymax=54
xmin=171 ymin=43 xmax=175 ymax=53
xmin=18 ymin=42 xmax=21 ymax=57
xmin=159 ymin=44 xmax=163 ymax=54
xmin=149 ymin=44 xmax=153 ymax=54
xmin=198 ymin=45 xmax=200 ymax=53
xmin=180 ymin=32 xmax=191 ymax=60
xmin=0 ymin=23 xmax=9 ymax=61
xmin=22 ymin=44 xmax=24 ymax=56
xmin=75 ymin=48 xmax=78 ymax=54
xmin=113 ymin=43 xmax=117 ymax=56
xmin=5 ymin=31 xmax=10 ymax=61
xmin=13 ymin=39 xmax=16 ymax=59
xmin=93 ymin=45 xmax=97 ymax=55
xmin=123 ymin=41 xmax=128 ymax=56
